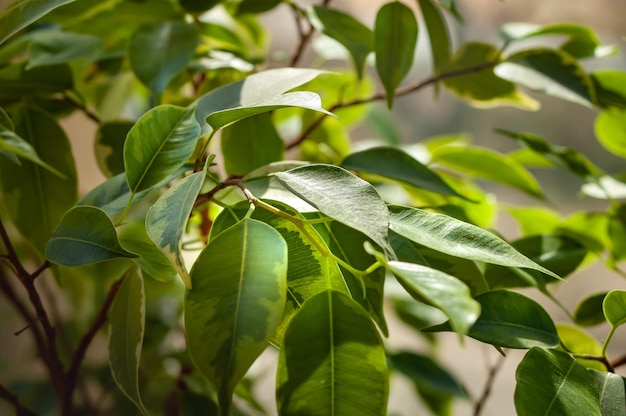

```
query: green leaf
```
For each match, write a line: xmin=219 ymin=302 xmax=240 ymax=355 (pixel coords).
xmin=27 ymin=30 xmax=104 ymax=69
xmin=425 ymin=290 xmax=560 ymax=349
xmin=0 ymin=0 xmax=76 ymax=46
xmin=129 ymin=21 xmax=199 ymax=95
xmin=185 ymin=219 xmax=287 ymax=413
xmin=592 ymin=70 xmax=626 ymax=109
xmin=211 ymin=201 xmax=350 ymax=344
xmin=277 ymin=290 xmax=388 ymax=416
xmin=341 ymin=146 xmax=465 ymax=199
xmin=179 ymin=0 xmax=221 ymax=13
xmin=506 ymin=206 xmax=562 ymax=236
xmin=595 ymin=108 xmax=626 ymax=159
xmin=495 ymin=48 xmax=595 ymax=107
xmin=194 ymin=68 xmax=329 ymax=131
xmin=515 ymin=348 xmax=601 ymax=416
xmin=124 ymin=105 xmax=200 ymax=194
xmin=388 ymin=260 xmax=479 ymax=335
xmin=0 ymin=104 xmax=77 ymax=254
xmin=146 ymin=171 xmax=205 ymax=288
xmin=0 ymin=62 xmax=73 ymax=99
xmin=573 ymin=292 xmax=608 ymax=327
xmin=309 ymin=6 xmax=373 ymax=79
xmin=432 ymin=145 xmax=544 ymax=198
xmin=119 ymin=237 xmax=177 ymax=283
xmin=275 ymin=164 xmax=393 ymax=256
xmin=417 ymin=0 xmax=451 ymax=73
xmin=108 ymin=268 xmax=149 ymax=416
xmin=590 ymin=370 xmax=626 ymax=416
xmin=388 ymin=205 xmax=560 ymax=279
xmin=235 ymin=0 xmax=282 ymax=15
xmin=95 ymin=121 xmax=133 ymax=178
xmin=374 ymin=1 xmax=417 ymax=108
xmin=556 ymin=324 xmax=605 ymax=371
xmin=0 ymin=129 xmax=65 ymax=176
xmin=442 ymin=42 xmax=539 ymax=110
xmin=500 ymin=22 xmax=617 ymax=59
xmin=207 ymin=91 xmax=334 ymax=131
xmin=603 ymin=290 xmax=626 ymax=328
xmin=46 ymin=206 xmax=137 ymax=266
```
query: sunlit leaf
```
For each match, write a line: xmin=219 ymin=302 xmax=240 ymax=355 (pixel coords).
xmin=590 ymin=370 xmax=626 ymax=416
xmin=185 ymin=219 xmax=287 ymax=413
xmin=374 ymin=1 xmax=417 ymax=108
xmin=515 ymin=348 xmax=601 ymax=416
xmin=582 ymin=175 xmax=626 ymax=200
xmin=505 ymin=205 xmax=561 ymax=236
xmin=592 ymin=70 xmax=626 ymax=109
xmin=556 ymin=324 xmax=605 ymax=371
xmin=595 ymin=108 xmax=626 ymax=159
xmin=425 ymin=290 xmax=560 ymax=349
xmin=603 ymin=290 xmax=626 ymax=328
xmin=108 ymin=267 xmax=149 ymax=416
xmin=573 ymin=292 xmax=608 ymax=327
xmin=0 ymin=0 xmax=76 ymax=46
xmin=129 ymin=21 xmax=199 ymax=95
xmin=277 ymin=290 xmax=388 ymax=416
xmin=46 ymin=206 xmax=137 ymax=266
xmin=27 ymin=30 xmax=103 ymax=69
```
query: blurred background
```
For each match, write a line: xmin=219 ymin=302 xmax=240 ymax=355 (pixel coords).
xmin=1 ymin=0 xmax=625 ymax=415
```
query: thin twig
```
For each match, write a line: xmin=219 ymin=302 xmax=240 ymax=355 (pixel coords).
xmin=473 ymin=353 xmax=506 ymax=416
xmin=62 ymin=272 xmax=128 ymax=414
xmin=572 ymin=354 xmax=614 ymax=372
xmin=0 ymin=383 xmax=38 ymax=416
xmin=193 ymin=175 xmax=242 ymax=209
xmin=0 ymin=218 xmax=28 ymax=277
xmin=286 ymin=61 xmax=498 ymax=150
xmin=612 ymin=353 xmax=626 ymax=369
xmin=289 ymin=3 xmax=315 ymax=67
xmin=63 ymin=92 xmax=101 ymax=124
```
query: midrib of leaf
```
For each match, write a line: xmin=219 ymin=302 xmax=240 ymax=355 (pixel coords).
xmin=543 ymin=359 xmax=575 ymax=416
xmin=48 ymin=236 xmax=129 ymax=256
xmin=477 ymin=321 xmax=556 ymax=338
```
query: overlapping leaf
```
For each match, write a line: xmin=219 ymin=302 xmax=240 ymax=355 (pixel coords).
xmin=417 ymin=0 xmax=451 ymax=73
xmin=27 ymin=30 xmax=103 ymax=69
xmin=0 ymin=0 xmax=76 ymax=45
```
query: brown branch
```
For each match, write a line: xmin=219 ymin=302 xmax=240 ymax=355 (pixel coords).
xmin=0 ymin=218 xmax=28 ymax=277
xmin=289 ymin=3 xmax=315 ymax=67
xmin=193 ymin=175 xmax=242 ymax=209
xmin=63 ymin=92 xmax=101 ymax=124
xmin=574 ymin=354 xmax=615 ymax=372
xmin=473 ymin=353 xmax=506 ymax=416
xmin=0 ymin=383 xmax=37 ymax=416
xmin=62 ymin=271 xmax=128 ymax=414
xmin=286 ymin=61 xmax=498 ymax=150
xmin=611 ymin=353 xmax=626 ymax=369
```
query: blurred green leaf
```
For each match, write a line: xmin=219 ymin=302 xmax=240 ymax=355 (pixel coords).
xmin=0 ymin=0 xmax=76 ymax=46
xmin=95 ymin=121 xmax=133 ymax=178
xmin=179 ymin=0 xmax=221 ymax=13
xmin=556 ymin=324 xmax=605 ymax=371
xmin=573 ymin=292 xmax=608 ymax=327
xmin=0 ymin=63 xmax=73 ymax=99
xmin=590 ymin=370 xmax=626 ymax=416
xmin=418 ymin=0 xmax=451 ymax=73
xmin=595 ymin=108 xmax=626 ymax=159
xmin=592 ymin=70 xmax=626 ymax=109
xmin=235 ymin=0 xmax=282 ymax=15
xmin=505 ymin=205 xmax=561 ymax=236
xmin=27 ymin=30 xmax=103 ymax=69
xmin=603 ymin=290 xmax=626 ymax=328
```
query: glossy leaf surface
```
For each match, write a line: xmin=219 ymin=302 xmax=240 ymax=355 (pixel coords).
xmin=388 ymin=206 xmax=560 ymax=278
xmin=108 ymin=268 xmax=148 ymax=416
xmin=374 ymin=1 xmax=417 ymax=108
xmin=185 ymin=219 xmax=287 ymax=412
xmin=146 ymin=171 xmax=205 ymax=288
xmin=46 ymin=206 xmax=137 ymax=266
xmin=0 ymin=0 xmax=76 ymax=45
xmin=590 ymin=370 xmax=626 ymax=416
xmin=515 ymin=348 xmax=601 ymax=416
xmin=277 ymin=290 xmax=388 ymax=416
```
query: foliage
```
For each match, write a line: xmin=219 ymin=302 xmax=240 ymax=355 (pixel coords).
xmin=0 ymin=0 xmax=625 ymax=415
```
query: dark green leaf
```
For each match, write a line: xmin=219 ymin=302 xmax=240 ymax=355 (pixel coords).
xmin=374 ymin=1 xmax=417 ymax=108
xmin=146 ymin=171 xmax=206 ymax=288
xmin=515 ymin=348 xmax=601 ymax=416
xmin=46 ymin=206 xmax=137 ymax=266
xmin=235 ymin=0 xmax=282 ymax=15
xmin=418 ymin=0 xmax=451 ymax=73
xmin=95 ymin=121 xmax=133 ymax=178
xmin=388 ymin=206 xmax=560 ymax=279
xmin=0 ymin=129 xmax=65 ymax=176
xmin=27 ymin=30 xmax=103 ymax=69
xmin=221 ymin=113 xmax=283 ymax=175
xmin=124 ymin=105 xmax=200 ymax=194
xmin=603 ymin=290 xmax=626 ymax=328
xmin=276 ymin=164 xmax=393 ymax=256
xmin=185 ymin=219 xmax=287 ymax=413
xmin=277 ymin=290 xmax=388 ymax=416
xmin=426 ymin=290 xmax=560 ymax=349
xmin=309 ymin=6 xmax=373 ymax=79
xmin=129 ymin=21 xmax=199 ymax=95
xmin=179 ymin=0 xmax=221 ymax=13
xmin=0 ymin=104 xmax=77 ymax=254
xmin=341 ymin=146 xmax=465 ymax=198
xmin=108 ymin=268 xmax=149 ymax=416
xmin=0 ymin=63 xmax=73 ymax=99
xmin=442 ymin=42 xmax=538 ymax=109
xmin=0 ymin=0 xmax=76 ymax=46
xmin=495 ymin=48 xmax=595 ymax=107
xmin=590 ymin=370 xmax=626 ymax=416
xmin=573 ymin=292 xmax=608 ymax=327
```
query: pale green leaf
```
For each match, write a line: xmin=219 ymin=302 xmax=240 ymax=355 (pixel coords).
xmin=124 ymin=105 xmax=200 ymax=194
xmin=495 ymin=48 xmax=595 ymax=107
xmin=515 ymin=348 xmax=601 ymax=416
xmin=0 ymin=104 xmax=77 ymax=254
xmin=505 ymin=205 xmax=562 ymax=236
xmin=277 ymin=290 xmax=388 ymax=416
xmin=185 ymin=219 xmax=287 ymax=413
xmin=556 ymin=324 xmax=605 ymax=371
xmin=108 ymin=267 xmax=149 ymax=416
xmin=46 ymin=206 xmax=137 ymax=266
xmin=388 ymin=205 xmax=560 ymax=279
xmin=595 ymin=108 xmax=626 ymax=159
xmin=374 ymin=1 xmax=417 ymax=108
xmin=129 ymin=21 xmax=199 ymax=95
xmin=275 ymin=164 xmax=393 ymax=256
xmin=146 ymin=171 xmax=205 ymax=288
xmin=603 ymin=290 xmax=626 ymax=328
xmin=27 ymin=30 xmax=103 ymax=69
xmin=0 ymin=0 xmax=76 ymax=46
xmin=388 ymin=261 xmax=480 ymax=335
xmin=590 ymin=370 xmax=626 ymax=416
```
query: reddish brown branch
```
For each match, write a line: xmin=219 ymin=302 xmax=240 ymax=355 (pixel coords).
xmin=0 ymin=383 xmax=37 ymax=416
xmin=62 ymin=271 xmax=128 ymax=414
xmin=289 ymin=4 xmax=315 ymax=67
xmin=574 ymin=354 xmax=614 ymax=372
xmin=612 ymin=353 xmax=626 ymax=369
xmin=473 ymin=353 xmax=506 ymax=416
xmin=286 ymin=61 xmax=498 ymax=150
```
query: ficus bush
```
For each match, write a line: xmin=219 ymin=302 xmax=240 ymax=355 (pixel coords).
xmin=0 ymin=0 xmax=625 ymax=415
